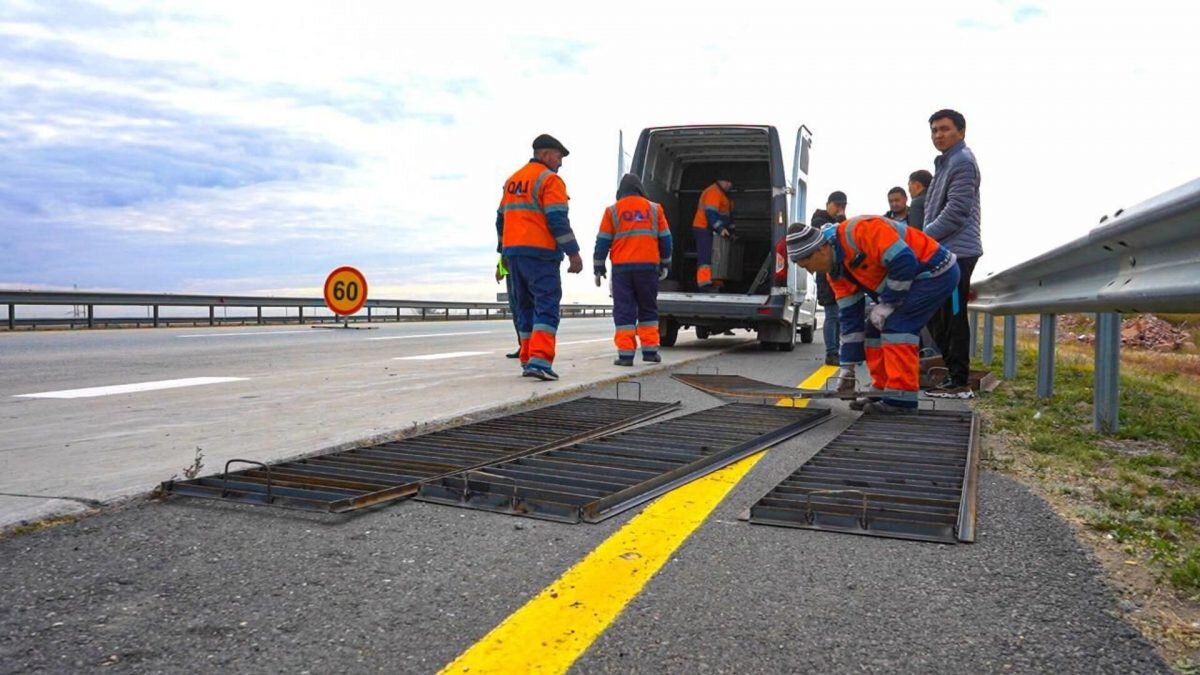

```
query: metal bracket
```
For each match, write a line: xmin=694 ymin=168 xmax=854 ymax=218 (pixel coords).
xmin=616 ymin=381 xmax=642 ymax=401
xmin=222 ymin=459 xmax=273 ymax=503
xmin=465 ymin=469 xmax=520 ymax=510
xmin=805 ymin=489 xmax=870 ymax=529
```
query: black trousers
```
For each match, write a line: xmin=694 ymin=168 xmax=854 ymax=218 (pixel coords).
xmin=928 ymin=256 xmax=978 ymax=386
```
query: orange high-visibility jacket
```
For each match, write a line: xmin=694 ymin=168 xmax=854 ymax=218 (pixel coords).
xmin=691 ymin=183 xmax=733 ymax=233
xmin=594 ymin=196 xmax=672 ymax=273
xmin=496 ymin=160 xmax=578 ymax=260
xmin=828 ymin=215 xmax=956 ymax=308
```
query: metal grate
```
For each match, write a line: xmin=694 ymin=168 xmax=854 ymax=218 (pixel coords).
xmin=672 ymin=373 xmax=908 ymax=402
xmin=418 ymin=403 xmax=830 ymax=523
xmin=746 ymin=409 xmax=979 ymax=543
xmin=162 ymin=397 xmax=679 ymax=512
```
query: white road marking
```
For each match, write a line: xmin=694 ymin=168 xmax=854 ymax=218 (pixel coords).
xmin=15 ymin=377 xmax=250 ymax=399
xmin=393 ymin=351 xmax=492 ymax=361
xmin=368 ymin=331 xmax=493 ymax=341
xmin=176 ymin=330 xmax=320 ymax=338
xmin=556 ymin=338 xmax=612 ymax=346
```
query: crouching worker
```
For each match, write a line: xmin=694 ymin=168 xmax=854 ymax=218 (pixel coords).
xmin=594 ymin=174 xmax=673 ymax=366
xmin=786 ymin=217 xmax=959 ymax=414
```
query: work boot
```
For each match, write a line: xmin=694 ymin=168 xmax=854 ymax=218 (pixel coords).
xmin=613 ymin=357 xmax=634 ymax=367
xmin=861 ymin=401 xmax=917 ymax=415
xmin=925 ymin=382 xmax=976 ymax=399
xmin=505 ymin=350 xmax=520 ymax=359
xmin=642 ymin=352 xmax=662 ymax=363
xmin=824 ymin=353 xmax=839 ymax=366
xmin=848 ymin=397 xmax=876 ymax=411
xmin=522 ymin=366 xmax=559 ymax=381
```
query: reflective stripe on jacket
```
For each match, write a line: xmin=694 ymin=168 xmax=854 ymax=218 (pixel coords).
xmin=594 ymin=196 xmax=672 ymax=273
xmin=496 ymin=160 xmax=578 ymax=260
xmin=828 ymin=215 xmax=955 ymax=310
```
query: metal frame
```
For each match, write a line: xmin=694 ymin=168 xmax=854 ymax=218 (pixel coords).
xmin=969 ymin=178 xmax=1200 ymax=432
xmin=0 ymin=290 xmax=611 ymax=330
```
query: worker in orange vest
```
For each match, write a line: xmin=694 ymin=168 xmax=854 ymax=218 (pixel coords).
xmin=495 ymin=134 xmax=584 ymax=381
xmin=594 ymin=174 xmax=673 ymax=366
xmin=786 ymin=216 xmax=959 ymax=414
xmin=691 ymin=179 xmax=734 ymax=292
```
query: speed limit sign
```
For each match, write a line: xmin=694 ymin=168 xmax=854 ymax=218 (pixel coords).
xmin=323 ymin=266 xmax=368 ymax=316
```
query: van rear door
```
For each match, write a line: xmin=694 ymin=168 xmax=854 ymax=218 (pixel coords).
xmin=790 ymin=125 xmax=813 ymax=224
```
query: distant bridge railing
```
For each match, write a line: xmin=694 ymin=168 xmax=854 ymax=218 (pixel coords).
xmin=967 ymin=177 xmax=1200 ymax=432
xmin=0 ymin=291 xmax=612 ymax=331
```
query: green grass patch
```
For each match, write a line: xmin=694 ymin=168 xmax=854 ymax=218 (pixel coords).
xmin=977 ymin=338 xmax=1200 ymax=595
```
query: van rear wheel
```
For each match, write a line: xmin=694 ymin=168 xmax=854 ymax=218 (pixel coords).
xmin=660 ymin=318 xmax=679 ymax=347
xmin=695 ymin=326 xmax=710 ymax=340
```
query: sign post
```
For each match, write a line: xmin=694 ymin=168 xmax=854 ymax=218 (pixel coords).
xmin=320 ymin=266 xmax=370 ymax=329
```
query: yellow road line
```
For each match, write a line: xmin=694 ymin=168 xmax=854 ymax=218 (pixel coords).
xmin=438 ymin=364 xmax=840 ymax=675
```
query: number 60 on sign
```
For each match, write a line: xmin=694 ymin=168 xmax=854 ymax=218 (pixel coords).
xmin=323 ymin=266 xmax=368 ymax=316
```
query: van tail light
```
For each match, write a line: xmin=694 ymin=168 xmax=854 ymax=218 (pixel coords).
xmin=757 ymin=307 xmax=774 ymax=315
xmin=775 ymin=252 xmax=785 ymax=273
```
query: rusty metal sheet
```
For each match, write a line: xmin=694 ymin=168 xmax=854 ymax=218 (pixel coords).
xmin=671 ymin=373 xmax=910 ymax=402
xmin=746 ymin=409 xmax=979 ymax=543
xmin=418 ymin=403 xmax=830 ymax=523
xmin=162 ymin=397 xmax=680 ymax=512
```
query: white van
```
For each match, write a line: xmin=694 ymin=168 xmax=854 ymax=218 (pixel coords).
xmin=625 ymin=124 xmax=818 ymax=350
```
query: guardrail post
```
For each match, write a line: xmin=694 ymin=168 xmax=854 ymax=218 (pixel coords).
xmin=257 ymin=306 xmax=263 ymax=325
xmin=421 ymin=308 xmax=426 ymax=321
xmin=1036 ymin=313 xmax=1056 ymax=398
xmin=298 ymin=306 xmax=304 ymax=325
xmin=1003 ymin=316 xmax=1017 ymax=379
xmin=152 ymin=305 xmax=159 ymax=328
xmin=968 ymin=311 xmax=978 ymax=359
xmin=981 ymin=313 xmax=994 ymax=366
xmin=367 ymin=307 xmax=372 ymax=322
xmin=1094 ymin=312 xmax=1121 ymax=433
xmin=88 ymin=305 xmax=94 ymax=329
xmin=7 ymin=304 xmax=13 ymax=331
xmin=209 ymin=306 xmax=215 ymax=326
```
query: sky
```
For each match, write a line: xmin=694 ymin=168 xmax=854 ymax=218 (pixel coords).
xmin=1 ymin=0 xmax=1198 ymax=304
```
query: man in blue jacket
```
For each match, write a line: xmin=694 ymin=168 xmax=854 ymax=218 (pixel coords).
xmin=922 ymin=109 xmax=983 ymax=399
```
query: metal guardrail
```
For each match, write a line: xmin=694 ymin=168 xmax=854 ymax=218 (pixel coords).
xmin=968 ymin=178 xmax=1200 ymax=432
xmin=0 ymin=290 xmax=612 ymax=330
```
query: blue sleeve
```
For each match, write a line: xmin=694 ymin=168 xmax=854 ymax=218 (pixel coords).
xmin=705 ymin=207 xmax=729 ymax=234
xmin=594 ymin=209 xmax=612 ymax=275
xmin=659 ymin=230 xmax=673 ymax=270
xmin=545 ymin=209 xmax=580 ymax=256
xmin=878 ymin=244 xmax=917 ymax=307
xmin=495 ymin=208 xmax=504 ymax=254
xmin=924 ymin=162 xmax=977 ymax=241
xmin=837 ymin=293 xmax=866 ymax=365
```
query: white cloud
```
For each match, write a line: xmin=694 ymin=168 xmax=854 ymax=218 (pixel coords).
xmin=2 ymin=0 xmax=1198 ymax=303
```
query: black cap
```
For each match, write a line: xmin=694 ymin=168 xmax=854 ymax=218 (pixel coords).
xmin=827 ymin=191 xmax=847 ymax=205
xmin=532 ymin=134 xmax=569 ymax=157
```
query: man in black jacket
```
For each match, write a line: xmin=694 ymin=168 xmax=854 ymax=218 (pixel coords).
xmin=907 ymin=169 xmax=932 ymax=231
xmin=812 ymin=191 xmax=847 ymax=366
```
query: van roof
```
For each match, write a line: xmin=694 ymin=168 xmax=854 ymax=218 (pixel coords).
xmin=639 ymin=125 xmax=774 ymax=163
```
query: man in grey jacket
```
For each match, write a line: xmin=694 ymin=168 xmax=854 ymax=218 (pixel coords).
xmin=922 ymin=109 xmax=982 ymax=399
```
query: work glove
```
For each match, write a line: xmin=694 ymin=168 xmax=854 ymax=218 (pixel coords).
xmin=868 ymin=302 xmax=895 ymax=330
xmin=594 ymin=273 xmax=605 ymax=288
xmin=658 ymin=267 xmax=669 ymax=281
xmin=835 ymin=367 xmax=857 ymax=395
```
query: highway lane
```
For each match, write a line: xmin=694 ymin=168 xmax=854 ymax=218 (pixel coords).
xmin=0 ymin=318 xmax=758 ymax=529
xmin=0 ymin=345 xmax=1166 ymax=673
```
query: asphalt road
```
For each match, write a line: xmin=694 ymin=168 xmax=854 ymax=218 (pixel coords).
xmin=0 ymin=332 xmax=1168 ymax=674
xmin=0 ymin=317 xmax=736 ymax=529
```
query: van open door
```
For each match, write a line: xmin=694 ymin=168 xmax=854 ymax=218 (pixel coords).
xmin=616 ymin=130 xmax=626 ymax=187
xmin=790 ymin=125 xmax=813 ymax=224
